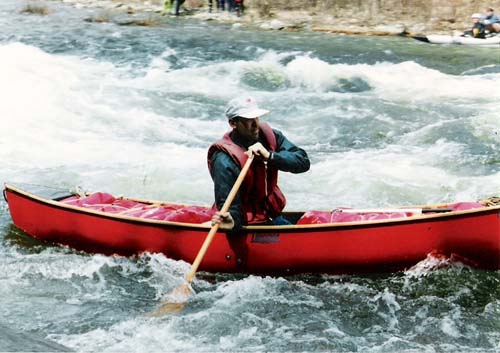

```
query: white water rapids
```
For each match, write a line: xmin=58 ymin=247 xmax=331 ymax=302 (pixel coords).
xmin=0 ymin=1 xmax=499 ymax=351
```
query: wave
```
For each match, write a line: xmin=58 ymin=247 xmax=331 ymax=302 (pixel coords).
xmin=135 ymin=48 xmax=500 ymax=101
xmin=287 ymin=140 xmax=500 ymax=209
xmin=2 ymin=42 xmax=498 ymax=116
xmin=106 ymin=44 xmax=500 ymax=105
xmin=282 ymin=56 xmax=500 ymax=101
xmin=0 ymin=42 xmax=497 ymax=207
xmin=0 ymin=42 xmax=216 ymax=201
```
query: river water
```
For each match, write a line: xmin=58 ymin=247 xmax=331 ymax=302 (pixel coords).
xmin=1 ymin=1 xmax=499 ymax=352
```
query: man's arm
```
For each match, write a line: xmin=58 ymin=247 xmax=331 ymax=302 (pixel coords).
xmin=268 ymin=129 xmax=310 ymax=173
xmin=210 ymin=151 xmax=243 ymax=233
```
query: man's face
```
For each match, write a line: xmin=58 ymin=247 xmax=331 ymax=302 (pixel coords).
xmin=231 ymin=117 xmax=260 ymax=143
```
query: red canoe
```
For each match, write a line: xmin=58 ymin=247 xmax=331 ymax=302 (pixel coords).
xmin=3 ymin=183 xmax=500 ymax=274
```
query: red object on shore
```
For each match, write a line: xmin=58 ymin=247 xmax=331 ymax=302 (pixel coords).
xmin=3 ymin=183 xmax=500 ymax=274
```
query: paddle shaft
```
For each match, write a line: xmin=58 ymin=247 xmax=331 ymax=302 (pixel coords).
xmin=185 ymin=154 xmax=254 ymax=284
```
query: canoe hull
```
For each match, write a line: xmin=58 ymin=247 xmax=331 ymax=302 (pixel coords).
xmin=4 ymin=184 xmax=500 ymax=274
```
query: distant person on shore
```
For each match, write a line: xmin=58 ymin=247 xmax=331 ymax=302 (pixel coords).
xmin=162 ymin=0 xmax=185 ymax=15
xmin=483 ymin=7 xmax=500 ymax=33
xmin=209 ymin=0 xmax=243 ymax=15
xmin=174 ymin=0 xmax=186 ymax=15
xmin=208 ymin=0 xmax=220 ymax=12
xmin=162 ymin=0 xmax=173 ymax=14
xmin=219 ymin=0 xmax=225 ymax=11
xmin=464 ymin=13 xmax=486 ymax=38
xmin=235 ymin=0 xmax=244 ymax=16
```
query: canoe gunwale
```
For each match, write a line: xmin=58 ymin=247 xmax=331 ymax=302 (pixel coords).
xmin=4 ymin=183 xmax=210 ymax=231
xmin=4 ymin=183 xmax=500 ymax=234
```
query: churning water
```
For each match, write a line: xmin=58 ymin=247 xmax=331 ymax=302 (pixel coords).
xmin=0 ymin=0 xmax=499 ymax=351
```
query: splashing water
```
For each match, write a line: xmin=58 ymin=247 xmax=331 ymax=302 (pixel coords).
xmin=0 ymin=0 xmax=499 ymax=352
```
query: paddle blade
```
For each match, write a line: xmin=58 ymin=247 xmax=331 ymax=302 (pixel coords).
xmin=150 ymin=282 xmax=194 ymax=316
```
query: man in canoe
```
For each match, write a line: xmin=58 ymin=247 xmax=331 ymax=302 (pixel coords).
xmin=208 ymin=96 xmax=310 ymax=232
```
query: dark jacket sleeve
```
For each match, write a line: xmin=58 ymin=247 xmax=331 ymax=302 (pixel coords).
xmin=268 ymin=129 xmax=310 ymax=173
xmin=210 ymin=150 xmax=244 ymax=234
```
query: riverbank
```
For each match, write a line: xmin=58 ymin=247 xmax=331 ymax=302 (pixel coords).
xmin=23 ymin=0 xmax=500 ymax=35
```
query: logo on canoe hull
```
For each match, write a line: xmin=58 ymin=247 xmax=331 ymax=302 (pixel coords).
xmin=251 ymin=233 xmax=280 ymax=243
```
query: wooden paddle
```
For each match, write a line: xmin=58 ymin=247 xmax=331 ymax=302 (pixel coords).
xmin=152 ymin=153 xmax=254 ymax=316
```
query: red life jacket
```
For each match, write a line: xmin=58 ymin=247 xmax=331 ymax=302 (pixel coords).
xmin=207 ymin=122 xmax=286 ymax=224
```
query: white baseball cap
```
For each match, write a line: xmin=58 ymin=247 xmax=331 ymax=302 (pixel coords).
xmin=225 ymin=96 xmax=269 ymax=120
